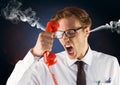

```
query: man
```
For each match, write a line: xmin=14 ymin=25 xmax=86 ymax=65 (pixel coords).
xmin=6 ymin=6 xmax=120 ymax=85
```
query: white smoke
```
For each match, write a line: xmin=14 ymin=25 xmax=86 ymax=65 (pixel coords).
xmin=1 ymin=0 xmax=45 ymax=31
xmin=1 ymin=0 xmax=120 ymax=34
xmin=90 ymin=19 xmax=120 ymax=34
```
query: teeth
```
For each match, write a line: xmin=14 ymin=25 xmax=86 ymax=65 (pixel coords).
xmin=65 ymin=45 xmax=71 ymax=48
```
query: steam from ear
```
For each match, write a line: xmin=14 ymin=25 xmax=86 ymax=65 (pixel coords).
xmin=90 ymin=19 xmax=120 ymax=34
xmin=1 ymin=0 xmax=45 ymax=31
xmin=1 ymin=0 xmax=120 ymax=34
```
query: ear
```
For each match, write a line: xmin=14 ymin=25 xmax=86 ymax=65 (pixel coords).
xmin=84 ymin=26 xmax=90 ymax=37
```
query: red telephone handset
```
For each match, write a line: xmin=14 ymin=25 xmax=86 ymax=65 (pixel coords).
xmin=43 ymin=20 xmax=59 ymax=85
xmin=43 ymin=20 xmax=59 ymax=66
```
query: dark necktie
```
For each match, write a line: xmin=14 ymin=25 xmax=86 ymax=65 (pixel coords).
xmin=75 ymin=61 xmax=86 ymax=85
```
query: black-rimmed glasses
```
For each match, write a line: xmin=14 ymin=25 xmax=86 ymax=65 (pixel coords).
xmin=55 ymin=27 xmax=83 ymax=39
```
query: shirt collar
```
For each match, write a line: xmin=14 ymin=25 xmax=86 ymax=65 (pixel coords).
xmin=66 ymin=47 xmax=93 ymax=66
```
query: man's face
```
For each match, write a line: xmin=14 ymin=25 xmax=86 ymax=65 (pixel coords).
xmin=57 ymin=16 xmax=90 ymax=59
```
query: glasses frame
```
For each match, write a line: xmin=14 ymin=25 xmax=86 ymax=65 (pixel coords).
xmin=55 ymin=27 xmax=83 ymax=39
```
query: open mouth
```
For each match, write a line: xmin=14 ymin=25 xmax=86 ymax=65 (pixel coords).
xmin=65 ymin=45 xmax=74 ymax=56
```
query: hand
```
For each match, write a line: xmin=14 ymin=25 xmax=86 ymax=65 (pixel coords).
xmin=31 ymin=32 xmax=54 ymax=57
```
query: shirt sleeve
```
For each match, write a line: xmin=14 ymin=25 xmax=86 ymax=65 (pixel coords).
xmin=112 ymin=58 xmax=120 ymax=85
xmin=6 ymin=49 xmax=40 ymax=85
xmin=17 ymin=67 xmax=40 ymax=85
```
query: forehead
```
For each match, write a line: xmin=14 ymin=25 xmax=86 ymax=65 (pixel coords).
xmin=58 ymin=16 xmax=82 ymax=31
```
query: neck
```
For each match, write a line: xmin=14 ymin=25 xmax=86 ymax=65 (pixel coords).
xmin=78 ymin=43 xmax=89 ymax=60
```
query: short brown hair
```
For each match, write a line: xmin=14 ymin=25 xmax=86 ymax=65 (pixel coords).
xmin=51 ymin=6 xmax=92 ymax=28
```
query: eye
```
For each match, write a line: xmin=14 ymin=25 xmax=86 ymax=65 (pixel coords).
xmin=66 ymin=30 xmax=75 ymax=35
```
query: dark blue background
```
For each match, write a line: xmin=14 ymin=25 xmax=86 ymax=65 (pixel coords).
xmin=0 ymin=0 xmax=120 ymax=84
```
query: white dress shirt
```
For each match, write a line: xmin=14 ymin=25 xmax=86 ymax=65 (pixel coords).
xmin=6 ymin=47 xmax=120 ymax=85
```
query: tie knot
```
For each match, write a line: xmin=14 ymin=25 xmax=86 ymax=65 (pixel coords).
xmin=75 ymin=61 xmax=85 ymax=69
